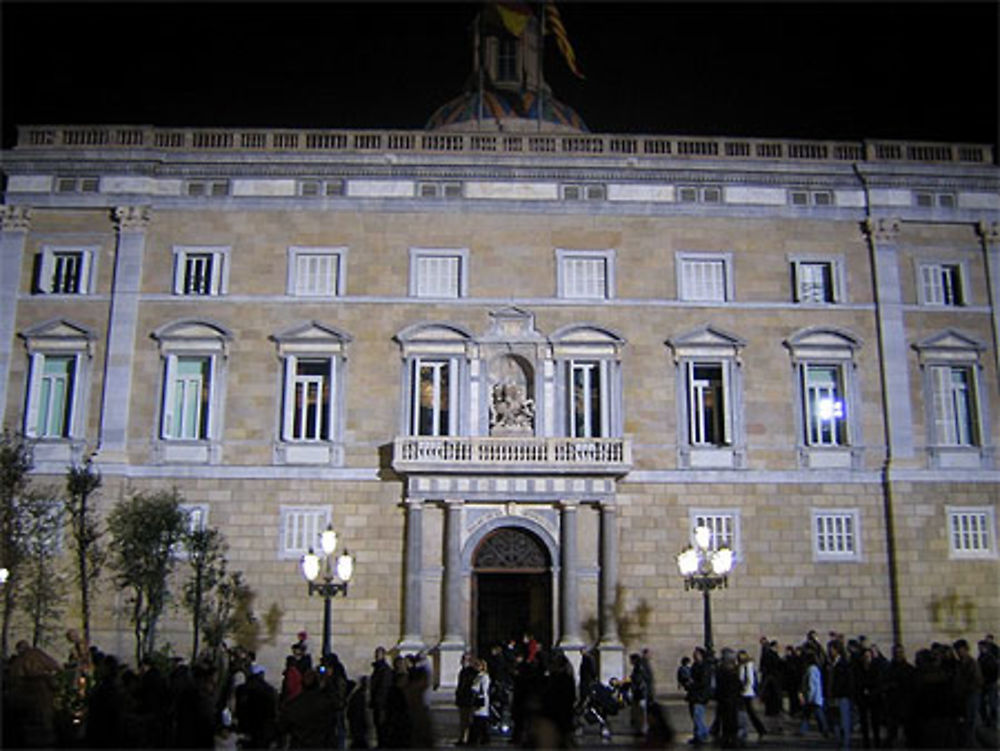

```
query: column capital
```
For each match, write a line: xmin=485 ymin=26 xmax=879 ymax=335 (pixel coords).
xmin=0 ymin=205 xmax=32 ymax=232
xmin=977 ymin=221 xmax=1000 ymax=246
xmin=559 ymin=499 xmax=580 ymax=511
xmin=862 ymin=216 xmax=902 ymax=245
xmin=112 ymin=205 xmax=151 ymax=232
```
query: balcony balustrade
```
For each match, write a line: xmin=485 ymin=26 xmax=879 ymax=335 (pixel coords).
xmin=392 ymin=435 xmax=631 ymax=475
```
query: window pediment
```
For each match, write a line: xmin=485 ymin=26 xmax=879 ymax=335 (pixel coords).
xmin=785 ymin=327 xmax=861 ymax=361
xmin=152 ymin=319 xmax=232 ymax=355
xmin=272 ymin=321 xmax=352 ymax=357
xmin=21 ymin=319 xmax=96 ymax=354
xmin=395 ymin=322 xmax=474 ymax=356
xmin=549 ymin=324 xmax=625 ymax=358
xmin=667 ymin=325 xmax=745 ymax=360
xmin=913 ymin=329 xmax=985 ymax=364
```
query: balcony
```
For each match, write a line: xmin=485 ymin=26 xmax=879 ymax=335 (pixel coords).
xmin=392 ymin=436 xmax=632 ymax=476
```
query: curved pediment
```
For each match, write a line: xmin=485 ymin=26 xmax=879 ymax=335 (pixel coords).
xmin=152 ymin=318 xmax=233 ymax=342
xmin=394 ymin=321 xmax=474 ymax=345
xmin=549 ymin=323 xmax=626 ymax=346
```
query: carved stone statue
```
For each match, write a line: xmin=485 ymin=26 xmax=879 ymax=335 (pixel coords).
xmin=490 ymin=381 xmax=534 ymax=434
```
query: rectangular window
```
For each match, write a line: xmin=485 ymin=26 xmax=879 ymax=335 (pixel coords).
xmin=563 ymin=256 xmax=607 ymax=299
xmin=569 ymin=360 xmax=606 ymax=438
xmin=31 ymin=355 xmax=76 ymax=438
xmin=280 ymin=506 xmax=331 ymax=559
xmin=679 ymin=256 xmax=729 ymax=301
xmin=930 ymin=365 xmax=978 ymax=446
xmin=794 ymin=261 xmax=836 ymax=303
xmin=162 ymin=356 xmax=212 ymax=440
xmin=947 ymin=507 xmax=996 ymax=558
xmin=411 ymin=358 xmax=456 ymax=436
xmin=292 ymin=251 xmax=342 ymax=296
xmin=920 ymin=263 xmax=964 ymax=306
xmin=411 ymin=249 xmax=466 ymax=298
xmin=691 ymin=511 xmax=738 ymax=555
xmin=687 ymin=362 xmax=731 ymax=446
xmin=678 ymin=185 xmax=722 ymax=203
xmin=813 ymin=510 xmax=860 ymax=560
xmin=284 ymin=358 xmax=333 ymax=441
xmin=36 ymin=247 xmax=93 ymax=295
xmin=173 ymin=247 xmax=228 ymax=296
xmin=803 ymin=364 xmax=847 ymax=446
xmin=497 ymin=37 xmax=518 ymax=82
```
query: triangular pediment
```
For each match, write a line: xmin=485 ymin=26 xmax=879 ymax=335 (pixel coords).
xmin=913 ymin=329 xmax=985 ymax=353
xmin=272 ymin=320 xmax=352 ymax=345
xmin=20 ymin=318 xmax=95 ymax=342
xmin=667 ymin=325 xmax=745 ymax=352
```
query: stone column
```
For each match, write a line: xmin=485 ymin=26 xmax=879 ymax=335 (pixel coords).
xmin=398 ymin=498 xmax=426 ymax=653
xmin=98 ymin=206 xmax=151 ymax=461
xmin=438 ymin=498 xmax=465 ymax=688
xmin=978 ymin=221 xmax=1000 ymax=387
xmin=598 ymin=501 xmax=624 ymax=683
xmin=863 ymin=217 xmax=914 ymax=458
xmin=558 ymin=501 xmax=583 ymax=649
xmin=0 ymin=207 xmax=31 ymax=427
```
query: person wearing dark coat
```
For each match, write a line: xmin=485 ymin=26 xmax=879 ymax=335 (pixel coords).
xmin=369 ymin=646 xmax=393 ymax=748
xmin=454 ymin=651 xmax=478 ymax=745
xmin=854 ymin=648 xmax=884 ymax=748
xmin=715 ymin=650 xmax=742 ymax=749
xmin=235 ymin=664 xmax=278 ymax=749
xmin=828 ymin=640 xmax=856 ymax=751
xmin=347 ymin=676 xmax=370 ymax=749
xmin=279 ymin=669 xmax=336 ymax=748
xmin=883 ymin=644 xmax=915 ymax=748
xmin=543 ymin=651 xmax=577 ymax=746
xmin=172 ymin=662 xmax=217 ymax=749
xmin=686 ymin=647 xmax=713 ymax=746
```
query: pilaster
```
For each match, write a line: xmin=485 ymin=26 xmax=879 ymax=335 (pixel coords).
xmin=978 ymin=221 xmax=1000 ymax=387
xmin=598 ymin=501 xmax=625 ymax=683
xmin=558 ymin=500 xmax=583 ymax=650
xmin=0 ymin=206 xmax=32 ymax=427
xmin=438 ymin=498 xmax=465 ymax=688
xmin=398 ymin=498 xmax=426 ymax=653
xmin=98 ymin=206 xmax=150 ymax=460
xmin=863 ymin=216 xmax=914 ymax=458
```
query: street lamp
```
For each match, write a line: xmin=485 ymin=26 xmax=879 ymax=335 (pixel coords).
xmin=301 ymin=523 xmax=354 ymax=657
xmin=676 ymin=525 xmax=734 ymax=653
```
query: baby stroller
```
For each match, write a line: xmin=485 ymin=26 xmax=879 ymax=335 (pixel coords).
xmin=577 ymin=680 xmax=622 ymax=741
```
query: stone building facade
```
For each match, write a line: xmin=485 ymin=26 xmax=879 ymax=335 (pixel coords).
xmin=1 ymin=15 xmax=998 ymax=686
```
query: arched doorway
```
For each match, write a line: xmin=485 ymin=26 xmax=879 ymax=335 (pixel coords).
xmin=472 ymin=527 xmax=552 ymax=657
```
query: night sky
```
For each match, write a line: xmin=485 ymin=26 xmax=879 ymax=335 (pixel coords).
xmin=1 ymin=1 xmax=997 ymax=150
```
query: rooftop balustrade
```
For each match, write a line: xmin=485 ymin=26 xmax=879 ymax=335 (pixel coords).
xmin=14 ymin=125 xmax=994 ymax=165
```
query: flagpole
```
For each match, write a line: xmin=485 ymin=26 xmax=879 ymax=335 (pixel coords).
xmin=476 ymin=9 xmax=485 ymax=130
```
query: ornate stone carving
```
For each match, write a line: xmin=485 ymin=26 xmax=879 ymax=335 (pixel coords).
xmin=473 ymin=527 xmax=549 ymax=569
xmin=0 ymin=205 xmax=32 ymax=232
xmin=977 ymin=221 xmax=1000 ymax=245
xmin=489 ymin=381 xmax=535 ymax=434
xmin=862 ymin=216 xmax=901 ymax=244
xmin=112 ymin=205 xmax=151 ymax=232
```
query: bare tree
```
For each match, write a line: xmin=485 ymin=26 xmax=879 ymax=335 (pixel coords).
xmin=0 ymin=429 xmax=34 ymax=658
xmin=19 ymin=489 xmax=66 ymax=647
xmin=65 ymin=459 xmax=104 ymax=644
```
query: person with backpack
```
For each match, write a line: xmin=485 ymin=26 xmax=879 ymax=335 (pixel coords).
xmin=737 ymin=649 xmax=767 ymax=742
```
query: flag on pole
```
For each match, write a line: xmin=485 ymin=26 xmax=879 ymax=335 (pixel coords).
xmin=495 ymin=2 xmax=533 ymax=38
xmin=545 ymin=3 xmax=584 ymax=79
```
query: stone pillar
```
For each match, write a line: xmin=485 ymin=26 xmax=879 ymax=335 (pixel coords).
xmin=863 ymin=216 xmax=914 ymax=458
xmin=398 ymin=498 xmax=426 ymax=653
xmin=978 ymin=221 xmax=1000 ymax=387
xmin=0 ymin=207 xmax=31 ymax=427
xmin=598 ymin=501 xmax=625 ymax=683
xmin=438 ymin=499 xmax=465 ymax=688
xmin=558 ymin=501 xmax=583 ymax=648
xmin=98 ymin=206 xmax=151 ymax=461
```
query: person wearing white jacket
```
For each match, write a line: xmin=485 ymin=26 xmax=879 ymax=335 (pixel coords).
xmin=469 ymin=659 xmax=491 ymax=746
xmin=737 ymin=649 xmax=768 ymax=741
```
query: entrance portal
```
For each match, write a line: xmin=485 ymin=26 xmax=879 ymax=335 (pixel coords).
xmin=472 ymin=527 xmax=552 ymax=657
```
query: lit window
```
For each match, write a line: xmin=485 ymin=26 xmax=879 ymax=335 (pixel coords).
xmin=686 ymin=362 xmax=732 ymax=447
xmin=411 ymin=358 xmax=457 ymax=436
xmin=678 ymin=254 xmax=731 ymax=302
xmin=410 ymin=248 xmax=467 ymax=298
xmin=557 ymin=250 xmax=614 ymax=299
xmin=813 ymin=510 xmax=861 ymax=561
xmin=173 ymin=247 xmax=229 ymax=296
xmin=569 ymin=360 xmax=606 ymax=438
xmin=803 ymin=364 xmax=847 ymax=447
xmin=947 ymin=507 xmax=996 ymax=558
xmin=280 ymin=506 xmax=331 ymax=559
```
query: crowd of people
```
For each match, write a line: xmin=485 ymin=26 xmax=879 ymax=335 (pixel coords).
xmin=677 ymin=631 xmax=999 ymax=749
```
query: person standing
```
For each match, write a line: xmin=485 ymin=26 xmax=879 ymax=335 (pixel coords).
xmin=798 ymin=650 xmax=830 ymax=737
xmin=953 ymin=638 xmax=984 ymax=748
xmin=828 ymin=640 xmax=855 ymax=751
xmin=854 ymin=648 xmax=884 ymax=749
xmin=469 ymin=658 xmax=492 ymax=745
xmin=454 ymin=652 xmax=478 ymax=745
xmin=737 ymin=649 xmax=767 ymax=741
xmin=686 ymin=647 xmax=713 ymax=746
xmin=369 ymin=647 xmax=392 ymax=748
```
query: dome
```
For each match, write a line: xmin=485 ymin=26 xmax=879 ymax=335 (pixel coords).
xmin=426 ymin=87 xmax=588 ymax=133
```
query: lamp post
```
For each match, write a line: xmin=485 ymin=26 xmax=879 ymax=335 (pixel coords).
xmin=301 ymin=524 xmax=354 ymax=657
xmin=676 ymin=525 xmax=734 ymax=653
